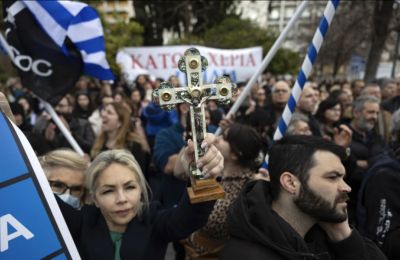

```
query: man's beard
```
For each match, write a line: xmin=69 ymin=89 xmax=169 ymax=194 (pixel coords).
xmin=357 ymin=116 xmax=375 ymax=132
xmin=294 ymin=182 xmax=349 ymax=223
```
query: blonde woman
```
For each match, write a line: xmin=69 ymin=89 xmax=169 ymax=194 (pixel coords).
xmin=58 ymin=137 xmax=223 ymax=260
xmin=39 ymin=149 xmax=88 ymax=208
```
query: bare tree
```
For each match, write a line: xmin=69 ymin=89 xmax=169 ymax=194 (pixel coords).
xmin=317 ymin=2 xmax=372 ymax=77
xmin=132 ymin=1 xmax=238 ymax=46
xmin=389 ymin=2 xmax=400 ymax=77
xmin=364 ymin=0 xmax=395 ymax=82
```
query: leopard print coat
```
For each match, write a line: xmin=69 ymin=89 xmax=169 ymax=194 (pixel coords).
xmin=184 ymin=170 xmax=254 ymax=256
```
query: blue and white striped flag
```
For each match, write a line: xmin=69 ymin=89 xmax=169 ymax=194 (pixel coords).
xmin=23 ymin=0 xmax=114 ymax=81
xmin=3 ymin=0 xmax=83 ymax=105
xmin=0 ymin=39 xmax=7 ymax=55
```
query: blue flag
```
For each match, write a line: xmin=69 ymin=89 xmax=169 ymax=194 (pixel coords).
xmin=23 ymin=0 xmax=114 ymax=81
xmin=0 ymin=40 xmax=7 ymax=55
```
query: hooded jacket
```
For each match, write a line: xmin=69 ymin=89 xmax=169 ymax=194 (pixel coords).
xmin=357 ymin=153 xmax=400 ymax=258
xmin=221 ymin=180 xmax=386 ymax=260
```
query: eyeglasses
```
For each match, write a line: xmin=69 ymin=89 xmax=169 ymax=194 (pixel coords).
xmin=48 ymin=180 xmax=84 ymax=197
xmin=296 ymin=128 xmax=312 ymax=135
xmin=273 ymin=89 xmax=289 ymax=94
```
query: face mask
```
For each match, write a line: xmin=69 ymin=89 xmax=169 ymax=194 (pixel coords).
xmin=58 ymin=193 xmax=81 ymax=209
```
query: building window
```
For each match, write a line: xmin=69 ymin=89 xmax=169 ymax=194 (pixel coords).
xmin=270 ymin=8 xmax=280 ymax=20
xmin=285 ymin=7 xmax=295 ymax=19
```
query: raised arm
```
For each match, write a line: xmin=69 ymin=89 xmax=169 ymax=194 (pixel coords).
xmin=319 ymin=220 xmax=387 ymax=259
xmin=154 ymin=134 xmax=223 ymax=242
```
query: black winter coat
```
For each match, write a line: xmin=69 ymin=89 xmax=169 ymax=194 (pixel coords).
xmin=58 ymin=192 xmax=214 ymax=260
xmin=221 ymin=181 xmax=386 ymax=260
xmin=32 ymin=116 xmax=95 ymax=154
xmin=357 ymin=154 xmax=400 ymax=259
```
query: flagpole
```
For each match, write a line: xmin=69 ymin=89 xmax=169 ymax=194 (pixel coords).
xmin=0 ymin=32 xmax=85 ymax=156
xmin=261 ymin=0 xmax=340 ymax=169
xmin=41 ymin=101 xmax=85 ymax=156
xmin=215 ymin=0 xmax=309 ymax=136
xmin=273 ymin=0 xmax=340 ymax=141
xmin=0 ymin=32 xmax=15 ymax=59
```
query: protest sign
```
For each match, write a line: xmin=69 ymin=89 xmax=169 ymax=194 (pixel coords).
xmin=116 ymin=45 xmax=262 ymax=84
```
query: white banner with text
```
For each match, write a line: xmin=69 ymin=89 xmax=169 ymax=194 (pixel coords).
xmin=116 ymin=45 xmax=262 ymax=84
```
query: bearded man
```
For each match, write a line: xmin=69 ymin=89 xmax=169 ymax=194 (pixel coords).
xmin=342 ymin=95 xmax=387 ymax=224
xmin=349 ymin=96 xmax=384 ymax=169
xmin=221 ymin=135 xmax=385 ymax=260
xmin=32 ymin=96 xmax=95 ymax=154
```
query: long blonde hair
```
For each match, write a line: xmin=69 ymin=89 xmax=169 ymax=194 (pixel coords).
xmin=91 ymin=102 xmax=145 ymax=158
xmin=86 ymin=149 xmax=151 ymax=217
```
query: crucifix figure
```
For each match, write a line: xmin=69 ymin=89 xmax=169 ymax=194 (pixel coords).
xmin=152 ymin=47 xmax=236 ymax=203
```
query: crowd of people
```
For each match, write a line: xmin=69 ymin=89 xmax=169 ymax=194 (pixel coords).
xmin=1 ymin=72 xmax=400 ymax=259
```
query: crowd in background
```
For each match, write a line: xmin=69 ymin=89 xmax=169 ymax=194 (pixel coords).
xmin=1 ymin=72 xmax=400 ymax=259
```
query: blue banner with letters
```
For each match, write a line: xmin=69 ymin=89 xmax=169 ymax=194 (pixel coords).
xmin=0 ymin=112 xmax=80 ymax=259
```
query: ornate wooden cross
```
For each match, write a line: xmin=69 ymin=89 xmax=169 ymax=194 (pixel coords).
xmin=152 ymin=47 xmax=236 ymax=203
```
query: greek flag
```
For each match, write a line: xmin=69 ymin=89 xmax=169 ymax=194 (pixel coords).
xmin=3 ymin=0 xmax=83 ymax=105
xmin=23 ymin=0 xmax=114 ymax=81
xmin=0 ymin=39 xmax=7 ymax=55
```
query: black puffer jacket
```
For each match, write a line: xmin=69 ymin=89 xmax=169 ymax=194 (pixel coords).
xmin=221 ymin=180 xmax=386 ymax=260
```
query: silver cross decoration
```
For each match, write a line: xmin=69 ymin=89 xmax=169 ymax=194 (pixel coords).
xmin=153 ymin=47 xmax=236 ymax=180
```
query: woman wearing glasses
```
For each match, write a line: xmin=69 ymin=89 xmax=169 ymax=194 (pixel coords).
xmin=39 ymin=149 xmax=88 ymax=209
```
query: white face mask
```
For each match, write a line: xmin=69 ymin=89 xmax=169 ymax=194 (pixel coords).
xmin=58 ymin=193 xmax=81 ymax=209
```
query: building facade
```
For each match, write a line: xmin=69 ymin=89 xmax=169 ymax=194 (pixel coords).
xmin=93 ymin=0 xmax=135 ymax=24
